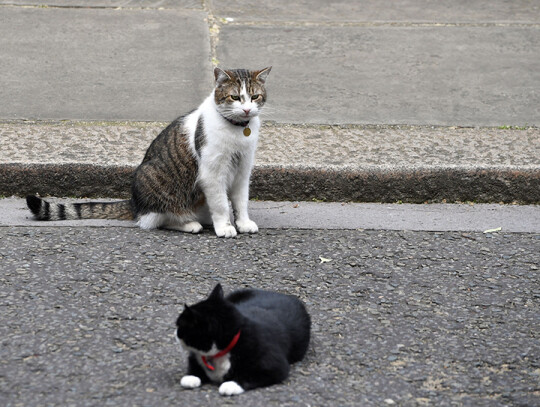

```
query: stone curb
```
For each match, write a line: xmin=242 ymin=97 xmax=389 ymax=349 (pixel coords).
xmin=1 ymin=120 xmax=538 ymax=203
xmin=2 ymin=163 xmax=539 ymax=204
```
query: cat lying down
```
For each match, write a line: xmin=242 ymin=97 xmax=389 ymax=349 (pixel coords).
xmin=176 ymin=284 xmax=311 ymax=396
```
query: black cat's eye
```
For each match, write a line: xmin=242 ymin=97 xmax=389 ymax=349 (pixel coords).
xmin=251 ymin=94 xmax=260 ymax=101
xmin=230 ymin=95 xmax=240 ymax=101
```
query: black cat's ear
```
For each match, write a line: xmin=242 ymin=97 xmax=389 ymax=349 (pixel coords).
xmin=181 ymin=304 xmax=200 ymax=325
xmin=182 ymin=304 xmax=193 ymax=318
xmin=214 ymin=67 xmax=232 ymax=86
xmin=208 ymin=283 xmax=224 ymax=301
xmin=255 ymin=66 xmax=272 ymax=84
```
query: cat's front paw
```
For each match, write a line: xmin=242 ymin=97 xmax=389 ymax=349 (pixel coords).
xmin=235 ymin=219 xmax=259 ymax=234
xmin=214 ymin=224 xmax=237 ymax=238
xmin=180 ymin=375 xmax=202 ymax=389
xmin=219 ymin=381 xmax=244 ymax=396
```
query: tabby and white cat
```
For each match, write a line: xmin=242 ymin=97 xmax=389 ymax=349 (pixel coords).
xmin=176 ymin=284 xmax=311 ymax=396
xmin=26 ymin=67 xmax=271 ymax=238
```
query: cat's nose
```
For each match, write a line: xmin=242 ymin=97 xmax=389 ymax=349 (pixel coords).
xmin=243 ymin=108 xmax=251 ymax=115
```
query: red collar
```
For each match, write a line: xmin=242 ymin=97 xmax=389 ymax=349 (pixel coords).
xmin=201 ymin=330 xmax=241 ymax=371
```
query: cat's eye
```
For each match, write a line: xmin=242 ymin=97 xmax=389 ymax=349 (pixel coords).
xmin=230 ymin=95 xmax=240 ymax=101
xmin=251 ymin=94 xmax=260 ymax=101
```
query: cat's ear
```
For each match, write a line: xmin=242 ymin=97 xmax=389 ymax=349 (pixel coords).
xmin=254 ymin=66 xmax=272 ymax=84
xmin=208 ymin=283 xmax=224 ymax=301
xmin=214 ymin=67 xmax=232 ymax=86
xmin=182 ymin=304 xmax=194 ymax=318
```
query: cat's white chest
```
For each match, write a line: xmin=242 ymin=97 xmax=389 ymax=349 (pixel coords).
xmin=198 ymin=353 xmax=231 ymax=383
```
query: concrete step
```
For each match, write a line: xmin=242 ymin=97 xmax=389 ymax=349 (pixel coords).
xmin=1 ymin=120 xmax=538 ymax=203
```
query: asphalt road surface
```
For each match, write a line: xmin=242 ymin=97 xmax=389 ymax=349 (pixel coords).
xmin=1 ymin=225 xmax=538 ymax=406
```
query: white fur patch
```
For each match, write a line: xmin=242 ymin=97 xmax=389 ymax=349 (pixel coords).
xmin=178 ymin=339 xmax=233 ymax=383
xmin=203 ymin=353 xmax=232 ymax=383
xmin=214 ymin=224 xmax=238 ymax=238
xmin=180 ymin=375 xmax=202 ymax=389
xmin=178 ymin=339 xmax=216 ymax=356
xmin=184 ymin=93 xmax=259 ymax=238
xmin=235 ymin=219 xmax=258 ymax=234
xmin=139 ymin=212 xmax=200 ymax=232
xmin=219 ymin=381 xmax=244 ymax=396
xmin=65 ymin=204 xmax=79 ymax=220
xmin=240 ymin=82 xmax=248 ymax=102
xmin=166 ymin=221 xmax=203 ymax=234
xmin=138 ymin=212 xmax=164 ymax=229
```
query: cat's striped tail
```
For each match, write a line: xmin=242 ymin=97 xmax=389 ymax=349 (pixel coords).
xmin=26 ymin=196 xmax=134 ymax=221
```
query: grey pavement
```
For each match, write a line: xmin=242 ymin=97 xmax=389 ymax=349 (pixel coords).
xmin=0 ymin=0 xmax=539 ymax=203
xmin=0 ymin=226 xmax=539 ymax=406
xmin=2 ymin=197 xmax=540 ymax=233
xmin=0 ymin=6 xmax=212 ymax=121
xmin=1 ymin=0 xmax=539 ymax=124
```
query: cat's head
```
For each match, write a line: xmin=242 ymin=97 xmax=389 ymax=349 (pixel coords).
xmin=176 ymin=284 xmax=241 ymax=354
xmin=213 ymin=67 xmax=271 ymax=123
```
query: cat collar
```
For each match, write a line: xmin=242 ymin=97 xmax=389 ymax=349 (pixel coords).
xmin=219 ymin=113 xmax=251 ymax=136
xmin=201 ymin=330 xmax=241 ymax=371
xmin=221 ymin=114 xmax=250 ymax=128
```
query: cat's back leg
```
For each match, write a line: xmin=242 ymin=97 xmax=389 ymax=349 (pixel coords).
xmin=137 ymin=212 xmax=204 ymax=233
xmin=232 ymin=351 xmax=290 ymax=392
xmin=165 ymin=221 xmax=204 ymax=234
xmin=138 ymin=212 xmax=166 ymax=229
xmin=162 ymin=213 xmax=203 ymax=234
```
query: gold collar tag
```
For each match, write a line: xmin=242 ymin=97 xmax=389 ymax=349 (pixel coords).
xmin=243 ymin=127 xmax=251 ymax=137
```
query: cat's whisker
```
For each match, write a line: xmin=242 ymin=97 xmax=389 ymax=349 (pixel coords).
xmin=258 ymin=108 xmax=285 ymax=122
xmin=259 ymin=104 xmax=286 ymax=115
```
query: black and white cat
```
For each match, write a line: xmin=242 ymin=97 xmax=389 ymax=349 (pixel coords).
xmin=26 ymin=67 xmax=271 ymax=238
xmin=175 ymin=284 xmax=311 ymax=396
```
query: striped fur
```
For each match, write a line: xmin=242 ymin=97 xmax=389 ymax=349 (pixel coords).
xmin=26 ymin=67 xmax=271 ymax=237
xmin=26 ymin=196 xmax=133 ymax=221
xmin=131 ymin=116 xmax=204 ymax=219
xmin=194 ymin=116 xmax=206 ymax=158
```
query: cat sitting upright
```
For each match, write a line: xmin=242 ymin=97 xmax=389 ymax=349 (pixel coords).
xmin=26 ymin=67 xmax=271 ymax=238
xmin=176 ymin=284 xmax=311 ymax=396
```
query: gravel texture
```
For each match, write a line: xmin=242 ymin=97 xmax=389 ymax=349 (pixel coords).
xmin=2 ymin=122 xmax=538 ymax=170
xmin=0 ymin=227 xmax=538 ymax=406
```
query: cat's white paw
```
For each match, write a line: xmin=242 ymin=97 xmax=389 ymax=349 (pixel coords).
xmin=235 ymin=219 xmax=259 ymax=234
xmin=180 ymin=375 xmax=202 ymax=389
xmin=214 ymin=224 xmax=237 ymax=238
xmin=176 ymin=221 xmax=204 ymax=234
xmin=219 ymin=381 xmax=244 ymax=396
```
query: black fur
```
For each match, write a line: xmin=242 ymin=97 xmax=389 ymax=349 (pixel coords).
xmin=43 ymin=200 xmax=50 ymax=220
xmin=26 ymin=195 xmax=41 ymax=217
xmin=194 ymin=116 xmax=205 ymax=158
xmin=58 ymin=203 xmax=66 ymax=220
xmin=176 ymin=284 xmax=311 ymax=392
xmin=74 ymin=203 xmax=82 ymax=219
